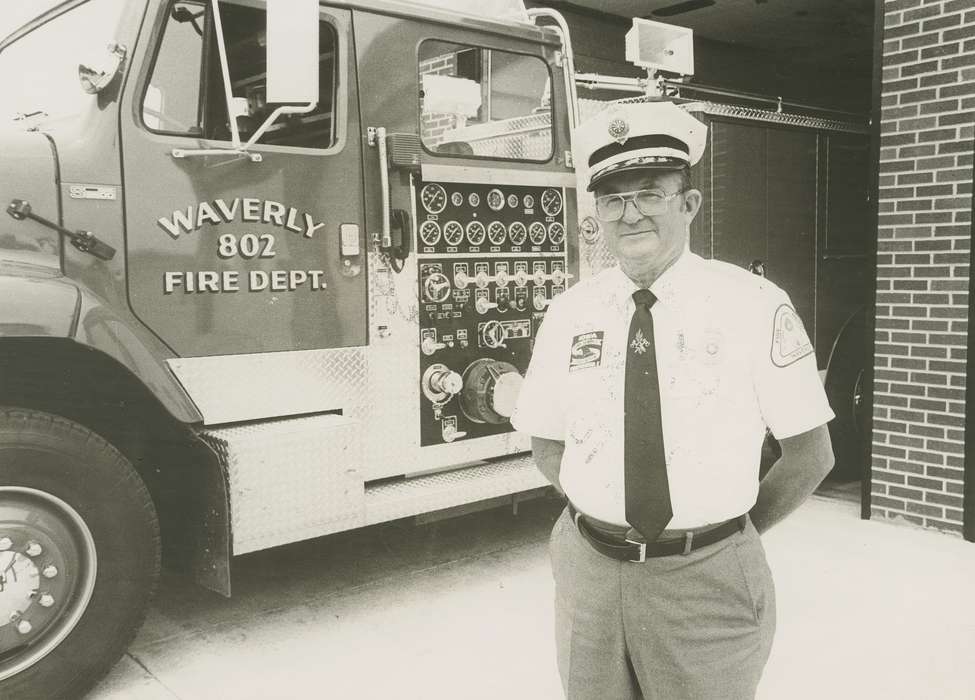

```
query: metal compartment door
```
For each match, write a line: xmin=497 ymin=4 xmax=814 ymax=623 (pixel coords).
xmin=119 ymin=1 xmax=366 ymax=357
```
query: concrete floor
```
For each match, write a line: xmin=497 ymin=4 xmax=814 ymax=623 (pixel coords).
xmin=88 ymin=489 xmax=975 ymax=700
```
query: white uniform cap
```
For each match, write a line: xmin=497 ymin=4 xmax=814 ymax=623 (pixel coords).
xmin=575 ymin=101 xmax=707 ymax=192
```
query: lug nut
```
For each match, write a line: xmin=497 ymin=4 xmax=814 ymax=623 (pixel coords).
xmin=16 ymin=620 xmax=32 ymax=635
xmin=42 ymin=565 xmax=58 ymax=579
xmin=0 ymin=537 xmax=12 ymax=551
xmin=39 ymin=594 xmax=55 ymax=608
xmin=25 ymin=542 xmax=42 ymax=557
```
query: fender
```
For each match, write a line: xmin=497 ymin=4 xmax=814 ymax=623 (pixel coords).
xmin=0 ymin=264 xmax=202 ymax=423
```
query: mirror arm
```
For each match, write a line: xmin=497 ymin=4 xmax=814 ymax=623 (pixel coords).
xmin=242 ymin=103 xmax=317 ymax=150
xmin=210 ymin=0 xmax=242 ymax=149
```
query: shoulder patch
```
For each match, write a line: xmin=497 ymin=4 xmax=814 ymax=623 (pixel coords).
xmin=569 ymin=331 xmax=604 ymax=372
xmin=770 ymin=304 xmax=814 ymax=367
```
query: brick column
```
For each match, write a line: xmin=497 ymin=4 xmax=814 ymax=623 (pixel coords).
xmin=872 ymin=0 xmax=975 ymax=534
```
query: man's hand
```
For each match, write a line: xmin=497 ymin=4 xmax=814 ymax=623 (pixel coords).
xmin=749 ymin=424 xmax=834 ymax=534
xmin=531 ymin=436 xmax=566 ymax=494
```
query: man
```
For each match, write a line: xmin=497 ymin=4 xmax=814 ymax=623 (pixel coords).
xmin=511 ymin=101 xmax=835 ymax=700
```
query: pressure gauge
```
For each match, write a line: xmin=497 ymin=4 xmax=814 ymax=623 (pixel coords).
xmin=468 ymin=192 xmax=481 ymax=208
xmin=487 ymin=188 xmax=505 ymax=211
xmin=548 ymin=221 xmax=566 ymax=245
xmin=507 ymin=194 xmax=519 ymax=209
xmin=523 ymin=194 xmax=535 ymax=209
xmin=466 ymin=221 xmax=486 ymax=246
xmin=419 ymin=220 xmax=441 ymax=246
xmin=529 ymin=221 xmax=547 ymax=246
xmin=541 ymin=188 xmax=563 ymax=216
xmin=487 ymin=221 xmax=507 ymax=246
xmin=451 ymin=191 xmax=464 ymax=207
xmin=508 ymin=221 xmax=527 ymax=246
xmin=443 ymin=221 xmax=464 ymax=246
xmin=420 ymin=183 xmax=447 ymax=214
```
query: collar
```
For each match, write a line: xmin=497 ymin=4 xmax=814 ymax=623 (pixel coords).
xmin=608 ymin=248 xmax=701 ymax=307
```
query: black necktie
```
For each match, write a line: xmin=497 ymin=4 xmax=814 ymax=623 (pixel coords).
xmin=624 ymin=289 xmax=673 ymax=541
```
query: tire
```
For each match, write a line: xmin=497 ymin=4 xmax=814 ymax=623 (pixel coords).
xmin=823 ymin=309 xmax=870 ymax=482
xmin=0 ymin=408 xmax=160 ymax=700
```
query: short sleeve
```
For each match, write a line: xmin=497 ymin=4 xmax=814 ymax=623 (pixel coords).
xmin=752 ymin=287 xmax=835 ymax=439
xmin=511 ymin=298 xmax=568 ymax=440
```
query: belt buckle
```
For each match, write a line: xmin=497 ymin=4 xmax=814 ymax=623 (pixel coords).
xmin=624 ymin=537 xmax=647 ymax=563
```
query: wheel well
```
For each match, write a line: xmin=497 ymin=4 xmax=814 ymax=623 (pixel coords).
xmin=0 ymin=338 xmax=229 ymax=581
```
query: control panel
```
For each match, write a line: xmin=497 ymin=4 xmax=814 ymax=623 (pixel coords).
xmin=415 ymin=180 xmax=569 ymax=446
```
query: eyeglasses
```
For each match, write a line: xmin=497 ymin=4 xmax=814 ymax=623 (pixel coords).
xmin=593 ymin=189 xmax=685 ymax=223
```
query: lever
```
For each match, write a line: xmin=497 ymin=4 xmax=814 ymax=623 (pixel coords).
xmin=7 ymin=199 xmax=116 ymax=261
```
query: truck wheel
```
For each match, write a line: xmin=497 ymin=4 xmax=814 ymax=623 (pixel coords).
xmin=0 ymin=408 xmax=160 ymax=699
xmin=824 ymin=309 xmax=869 ymax=481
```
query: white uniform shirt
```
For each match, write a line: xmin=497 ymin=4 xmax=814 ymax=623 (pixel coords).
xmin=511 ymin=251 xmax=835 ymax=529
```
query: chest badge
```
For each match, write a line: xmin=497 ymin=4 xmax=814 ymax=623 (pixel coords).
xmin=630 ymin=328 xmax=650 ymax=355
xmin=570 ymin=331 xmax=605 ymax=371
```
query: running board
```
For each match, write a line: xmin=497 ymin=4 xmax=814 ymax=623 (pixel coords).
xmin=364 ymin=455 xmax=547 ymax=526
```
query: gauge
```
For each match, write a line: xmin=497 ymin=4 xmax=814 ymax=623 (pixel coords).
xmin=466 ymin=221 xmax=486 ymax=246
xmin=540 ymin=188 xmax=563 ymax=216
xmin=443 ymin=220 xmax=464 ymax=246
xmin=451 ymin=191 xmax=464 ymax=207
xmin=468 ymin=192 xmax=481 ymax=208
xmin=487 ymin=188 xmax=505 ymax=211
xmin=523 ymin=194 xmax=535 ymax=209
xmin=579 ymin=216 xmax=600 ymax=244
xmin=488 ymin=221 xmax=507 ymax=246
xmin=548 ymin=221 xmax=566 ymax=245
xmin=507 ymin=194 xmax=519 ymax=209
xmin=420 ymin=183 xmax=447 ymax=214
xmin=508 ymin=221 xmax=527 ymax=246
xmin=419 ymin=220 xmax=441 ymax=246
xmin=529 ymin=221 xmax=547 ymax=245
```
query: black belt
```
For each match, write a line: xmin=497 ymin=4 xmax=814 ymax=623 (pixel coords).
xmin=568 ymin=503 xmax=748 ymax=562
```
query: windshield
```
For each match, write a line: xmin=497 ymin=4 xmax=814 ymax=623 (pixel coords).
xmin=0 ymin=0 xmax=128 ymax=123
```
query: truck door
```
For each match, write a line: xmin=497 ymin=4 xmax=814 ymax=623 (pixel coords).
xmin=119 ymin=1 xmax=365 ymax=356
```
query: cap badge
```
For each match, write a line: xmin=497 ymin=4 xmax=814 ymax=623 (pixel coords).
xmin=607 ymin=117 xmax=630 ymax=145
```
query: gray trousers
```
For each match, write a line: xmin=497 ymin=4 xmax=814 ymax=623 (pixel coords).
xmin=549 ymin=507 xmax=776 ymax=700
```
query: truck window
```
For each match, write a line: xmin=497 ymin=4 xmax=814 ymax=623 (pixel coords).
xmin=419 ymin=40 xmax=553 ymax=162
xmin=0 ymin=0 xmax=128 ymax=123
xmin=144 ymin=1 xmax=338 ymax=149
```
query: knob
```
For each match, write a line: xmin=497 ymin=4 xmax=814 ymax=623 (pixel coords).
xmin=495 ymin=270 xmax=509 ymax=287
xmin=423 ymin=272 xmax=451 ymax=303
xmin=454 ymin=270 xmax=471 ymax=289
xmin=475 ymin=296 xmax=498 ymax=315
xmin=481 ymin=320 xmax=508 ymax=349
xmin=513 ymin=270 xmax=529 ymax=287
xmin=533 ymin=270 xmax=548 ymax=286
xmin=475 ymin=271 xmax=490 ymax=289
xmin=551 ymin=269 xmax=568 ymax=286
xmin=432 ymin=369 xmax=463 ymax=396
xmin=421 ymin=336 xmax=447 ymax=356
xmin=512 ymin=296 xmax=527 ymax=312
xmin=533 ymin=294 xmax=550 ymax=311
xmin=422 ymin=363 xmax=463 ymax=404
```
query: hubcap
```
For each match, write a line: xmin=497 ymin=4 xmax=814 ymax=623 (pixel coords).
xmin=0 ymin=488 xmax=97 ymax=681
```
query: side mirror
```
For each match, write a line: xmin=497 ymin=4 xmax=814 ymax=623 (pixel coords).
xmin=78 ymin=42 xmax=126 ymax=95
xmin=265 ymin=0 xmax=320 ymax=105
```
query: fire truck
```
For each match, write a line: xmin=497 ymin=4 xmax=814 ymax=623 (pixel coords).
xmin=0 ymin=1 xmax=869 ymax=696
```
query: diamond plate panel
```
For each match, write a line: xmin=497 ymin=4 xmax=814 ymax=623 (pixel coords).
xmin=168 ymin=348 xmax=367 ymax=425
xmin=447 ymin=113 xmax=553 ymax=160
xmin=364 ymin=454 xmax=547 ymax=525
xmin=202 ymin=414 xmax=365 ymax=555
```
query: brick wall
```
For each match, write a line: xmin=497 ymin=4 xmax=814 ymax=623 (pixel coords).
xmin=873 ymin=0 xmax=975 ymax=534
xmin=419 ymin=54 xmax=459 ymax=145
